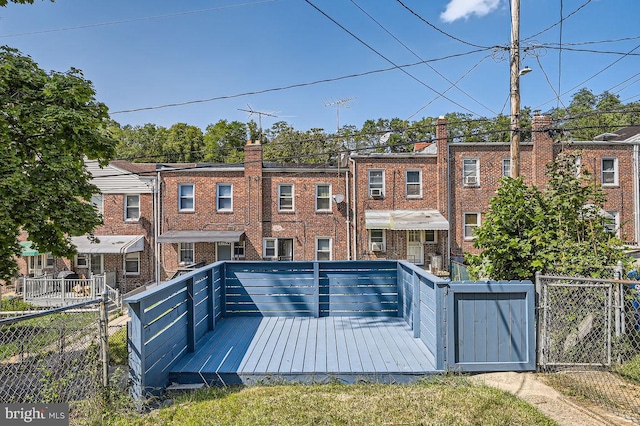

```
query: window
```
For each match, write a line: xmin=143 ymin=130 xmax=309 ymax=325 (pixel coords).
xmin=234 ymin=241 xmax=245 ymax=258
xmin=502 ymin=159 xmax=511 ymax=177
xmin=602 ymin=158 xmax=618 ymax=186
xmin=316 ymin=184 xmax=331 ymax=211
xmin=179 ymin=184 xmax=195 ymax=211
xmin=217 ymin=183 xmax=233 ymax=211
xmin=91 ymin=194 xmax=103 ymax=215
xmin=316 ymin=238 xmax=332 ymax=261
xmin=75 ymin=254 xmax=88 ymax=268
xmin=278 ymin=184 xmax=294 ymax=211
xmin=263 ymin=238 xmax=276 ymax=258
xmin=46 ymin=254 xmax=55 ymax=268
xmin=406 ymin=170 xmax=422 ymax=197
xmin=464 ymin=213 xmax=481 ymax=239
xmin=425 ymin=229 xmax=437 ymax=243
xmin=369 ymin=229 xmax=386 ymax=251
xmin=604 ymin=210 xmax=620 ymax=236
xmin=124 ymin=194 xmax=140 ymax=221
xmin=179 ymin=243 xmax=194 ymax=264
xmin=463 ymin=159 xmax=479 ymax=186
xmin=125 ymin=252 xmax=140 ymax=275
xmin=368 ymin=170 xmax=384 ymax=197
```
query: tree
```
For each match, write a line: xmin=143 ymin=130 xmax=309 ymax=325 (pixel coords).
xmin=112 ymin=122 xmax=167 ymax=162
xmin=203 ymin=120 xmax=247 ymax=163
xmin=0 ymin=46 xmax=115 ymax=282
xmin=466 ymin=152 xmax=632 ymax=281
xmin=0 ymin=0 xmax=52 ymax=5
xmin=163 ymin=123 xmax=204 ymax=163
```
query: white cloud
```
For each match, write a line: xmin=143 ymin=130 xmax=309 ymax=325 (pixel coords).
xmin=440 ymin=0 xmax=501 ymax=23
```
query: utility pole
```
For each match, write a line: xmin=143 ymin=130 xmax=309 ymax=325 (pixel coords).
xmin=324 ymin=97 xmax=356 ymax=132
xmin=509 ymin=0 xmax=521 ymax=178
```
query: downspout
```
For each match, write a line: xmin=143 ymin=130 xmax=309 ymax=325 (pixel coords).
xmin=634 ymin=143 xmax=640 ymax=244
xmin=350 ymin=157 xmax=357 ymax=260
xmin=447 ymin=141 xmax=452 ymax=267
xmin=155 ymin=170 xmax=161 ymax=284
xmin=345 ymin=167 xmax=351 ymax=260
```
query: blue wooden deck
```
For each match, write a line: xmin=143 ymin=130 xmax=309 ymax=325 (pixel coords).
xmin=169 ymin=316 xmax=437 ymax=385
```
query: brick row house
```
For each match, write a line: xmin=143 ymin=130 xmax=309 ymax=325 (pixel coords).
xmin=14 ymin=114 xmax=640 ymax=290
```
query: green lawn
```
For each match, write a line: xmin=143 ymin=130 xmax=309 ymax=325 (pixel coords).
xmin=101 ymin=378 xmax=556 ymax=426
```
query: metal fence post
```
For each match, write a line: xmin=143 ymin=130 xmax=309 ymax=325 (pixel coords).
xmin=535 ymin=271 xmax=543 ymax=369
xmin=100 ymin=290 xmax=109 ymax=389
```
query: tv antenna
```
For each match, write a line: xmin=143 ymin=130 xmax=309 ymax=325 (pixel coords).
xmin=238 ymin=104 xmax=279 ymax=138
xmin=323 ymin=97 xmax=356 ymax=132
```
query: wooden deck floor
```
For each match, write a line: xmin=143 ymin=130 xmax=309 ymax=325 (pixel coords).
xmin=169 ymin=316 xmax=439 ymax=386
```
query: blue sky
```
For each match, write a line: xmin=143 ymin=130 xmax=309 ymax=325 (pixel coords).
xmin=2 ymin=0 xmax=640 ymax=133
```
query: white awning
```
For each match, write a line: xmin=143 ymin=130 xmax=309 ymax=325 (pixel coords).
xmin=71 ymin=235 xmax=145 ymax=254
xmin=365 ymin=210 xmax=449 ymax=230
xmin=157 ymin=230 xmax=244 ymax=243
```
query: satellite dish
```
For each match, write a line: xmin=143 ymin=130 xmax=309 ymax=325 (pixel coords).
xmin=379 ymin=132 xmax=391 ymax=144
xmin=333 ymin=194 xmax=345 ymax=204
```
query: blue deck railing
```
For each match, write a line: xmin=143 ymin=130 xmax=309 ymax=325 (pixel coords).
xmin=126 ymin=260 xmax=535 ymax=398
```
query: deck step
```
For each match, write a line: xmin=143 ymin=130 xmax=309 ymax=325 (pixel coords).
xmin=166 ymin=382 xmax=205 ymax=391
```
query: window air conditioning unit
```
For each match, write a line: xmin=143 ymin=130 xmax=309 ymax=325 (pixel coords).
xmin=370 ymin=188 xmax=383 ymax=198
xmin=464 ymin=176 xmax=478 ymax=185
xmin=370 ymin=242 xmax=385 ymax=252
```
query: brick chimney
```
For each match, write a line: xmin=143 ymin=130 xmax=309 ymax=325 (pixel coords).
xmin=435 ymin=116 xmax=448 ymax=218
xmin=244 ymin=140 xmax=263 ymax=260
xmin=532 ymin=114 xmax=553 ymax=186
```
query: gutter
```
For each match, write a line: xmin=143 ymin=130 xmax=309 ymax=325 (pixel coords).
xmin=350 ymin=157 xmax=357 ymax=260
xmin=634 ymin=144 xmax=640 ymax=244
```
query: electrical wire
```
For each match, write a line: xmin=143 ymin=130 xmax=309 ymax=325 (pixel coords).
xmin=522 ymin=0 xmax=593 ymax=42
xmin=349 ymin=0 xmax=497 ymax=116
xmin=557 ymin=0 xmax=564 ymax=111
xmin=0 ymin=1 xmax=278 ymax=38
xmin=303 ymin=0 xmax=483 ymax=117
xmin=535 ymin=55 xmax=566 ymax=110
xmin=110 ymin=49 xmax=488 ymax=115
xmin=395 ymin=0 xmax=495 ymax=49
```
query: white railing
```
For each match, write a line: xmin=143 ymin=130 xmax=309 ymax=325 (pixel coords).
xmin=23 ymin=273 xmax=107 ymax=306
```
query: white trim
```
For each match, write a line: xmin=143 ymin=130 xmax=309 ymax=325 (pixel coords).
xmin=601 ymin=157 xmax=619 ymax=186
xmin=406 ymin=169 xmax=422 ymax=198
xmin=463 ymin=158 xmax=480 ymax=186
xmin=463 ymin=212 xmax=481 ymax=240
xmin=368 ymin=169 xmax=385 ymax=197
xmin=263 ymin=238 xmax=277 ymax=258
xmin=124 ymin=252 xmax=140 ymax=276
xmin=278 ymin=184 xmax=295 ymax=211
xmin=124 ymin=194 xmax=140 ymax=221
xmin=179 ymin=242 xmax=195 ymax=264
xmin=315 ymin=237 xmax=332 ymax=261
xmin=315 ymin=184 xmax=332 ymax=212
xmin=178 ymin=183 xmax=195 ymax=212
xmin=216 ymin=183 xmax=233 ymax=212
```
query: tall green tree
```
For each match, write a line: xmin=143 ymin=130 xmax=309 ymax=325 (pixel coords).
xmin=203 ymin=120 xmax=247 ymax=163
xmin=466 ymin=152 xmax=631 ymax=281
xmin=0 ymin=46 xmax=116 ymax=282
xmin=112 ymin=122 xmax=167 ymax=162
xmin=163 ymin=123 xmax=204 ymax=163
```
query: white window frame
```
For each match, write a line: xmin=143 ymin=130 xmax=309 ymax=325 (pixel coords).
xmin=179 ymin=242 xmax=194 ymax=264
xmin=124 ymin=194 xmax=140 ymax=221
xmin=315 ymin=184 xmax=332 ymax=212
xmin=406 ymin=170 xmax=422 ymax=198
xmin=601 ymin=158 xmax=618 ymax=186
xmin=425 ymin=229 xmax=437 ymax=244
xmin=278 ymin=184 xmax=294 ymax=212
xmin=263 ymin=238 xmax=277 ymax=258
xmin=368 ymin=169 xmax=385 ymax=197
xmin=368 ymin=229 xmax=386 ymax=251
xmin=604 ymin=210 xmax=620 ymax=237
xmin=216 ymin=183 xmax=233 ymax=212
xmin=463 ymin=158 xmax=480 ymax=186
xmin=234 ymin=241 xmax=246 ymax=258
xmin=75 ymin=254 xmax=88 ymax=268
xmin=91 ymin=194 xmax=104 ymax=215
xmin=179 ymin=183 xmax=195 ymax=212
xmin=502 ymin=159 xmax=511 ymax=178
xmin=124 ymin=252 xmax=140 ymax=276
xmin=46 ymin=254 xmax=55 ymax=268
xmin=316 ymin=237 xmax=332 ymax=261
xmin=464 ymin=212 xmax=481 ymax=240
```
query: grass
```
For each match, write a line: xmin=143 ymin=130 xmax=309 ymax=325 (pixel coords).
xmin=0 ymin=296 xmax=38 ymax=312
xmin=101 ymin=378 xmax=557 ymax=426
xmin=108 ymin=327 xmax=128 ymax=365
xmin=617 ymin=353 xmax=640 ymax=382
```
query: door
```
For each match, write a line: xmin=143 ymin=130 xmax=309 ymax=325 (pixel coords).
xmin=216 ymin=242 xmax=232 ymax=261
xmin=278 ymin=239 xmax=294 ymax=261
xmin=90 ymin=254 xmax=104 ymax=276
xmin=407 ymin=230 xmax=424 ymax=265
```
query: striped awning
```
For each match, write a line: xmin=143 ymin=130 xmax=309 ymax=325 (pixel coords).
xmin=19 ymin=241 xmax=39 ymax=257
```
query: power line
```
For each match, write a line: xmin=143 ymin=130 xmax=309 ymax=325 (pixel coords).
xmin=395 ymin=0 xmax=494 ymax=49
xmin=349 ymin=0 xmax=497 ymax=116
xmin=0 ymin=1 xmax=278 ymax=38
xmin=522 ymin=0 xmax=593 ymax=42
xmin=110 ymin=49 xmax=488 ymax=115
xmin=303 ymin=0 xmax=483 ymax=117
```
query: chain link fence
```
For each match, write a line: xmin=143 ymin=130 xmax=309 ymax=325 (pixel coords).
xmin=0 ymin=295 xmax=130 ymax=422
xmin=537 ymin=273 xmax=640 ymax=423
